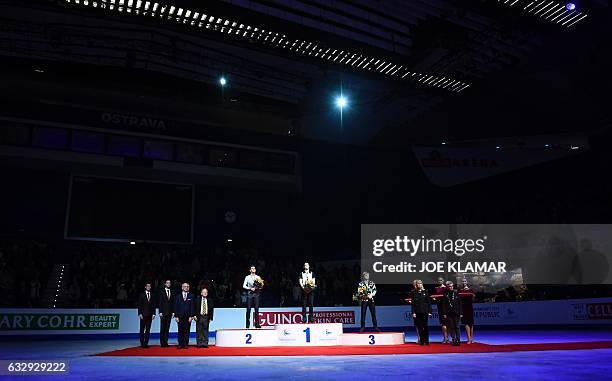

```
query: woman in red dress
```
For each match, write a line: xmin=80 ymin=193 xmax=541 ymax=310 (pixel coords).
xmin=459 ymin=278 xmax=475 ymax=344
xmin=432 ymin=277 xmax=449 ymax=344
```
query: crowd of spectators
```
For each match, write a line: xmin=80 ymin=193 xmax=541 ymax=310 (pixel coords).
xmin=2 ymin=238 xmax=609 ymax=309
xmin=0 ymin=240 xmax=51 ymax=307
xmin=60 ymin=241 xmax=362 ymax=308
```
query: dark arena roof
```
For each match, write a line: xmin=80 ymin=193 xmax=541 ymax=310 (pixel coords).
xmin=0 ymin=0 xmax=611 ymax=242
xmin=1 ymin=0 xmax=609 ymax=145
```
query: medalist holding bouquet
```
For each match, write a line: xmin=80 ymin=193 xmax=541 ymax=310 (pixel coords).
xmin=357 ymin=272 xmax=380 ymax=332
xmin=300 ymin=263 xmax=316 ymax=323
xmin=356 ymin=275 xmax=377 ymax=301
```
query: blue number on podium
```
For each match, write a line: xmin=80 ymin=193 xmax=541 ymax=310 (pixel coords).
xmin=303 ymin=327 xmax=311 ymax=343
xmin=368 ymin=335 xmax=375 ymax=345
xmin=245 ymin=333 xmax=252 ymax=344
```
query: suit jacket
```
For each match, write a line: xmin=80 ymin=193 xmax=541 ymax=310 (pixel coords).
xmin=158 ymin=288 xmax=175 ymax=315
xmin=174 ymin=292 xmax=194 ymax=317
xmin=137 ymin=291 xmax=156 ymax=317
xmin=410 ymin=289 xmax=432 ymax=314
xmin=194 ymin=296 xmax=215 ymax=321
xmin=440 ymin=289 xmax=462 ymax=317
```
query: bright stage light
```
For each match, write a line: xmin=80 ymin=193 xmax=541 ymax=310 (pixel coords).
xmin=130 ymin=241 xmax=136 ymax=245
xmin=219 ymin=77 xmax=227 ymax=86
xmin=335 ymin=95 xmax=348 ymax=109
xmin=566 ymin=3 xmax=576 ymax=11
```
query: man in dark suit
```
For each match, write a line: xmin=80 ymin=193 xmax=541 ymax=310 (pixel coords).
xmin=440 ymin=281 xmax=463 ymax=346
xmin=193 ymin=287 xmax=214 ymax=348
xmin=158 ymin=279 xmax=175 ymax=347
xmin=174 ymin=282 xmax=194 ymax=349
xmin=137 ymin=283 xmax=156 ymax=348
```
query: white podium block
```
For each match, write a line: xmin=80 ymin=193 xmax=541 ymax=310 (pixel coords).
xmin=215 ymin=328 xmax=279 ymax=347
xmin=339 ymin=332 xmax=405 ymax=346
xmin=275 ymin=323 xmax=343 ymax=346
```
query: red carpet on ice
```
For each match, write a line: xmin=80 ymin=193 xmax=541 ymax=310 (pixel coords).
xmin=96 ymin=341 xmax=612 ymax=357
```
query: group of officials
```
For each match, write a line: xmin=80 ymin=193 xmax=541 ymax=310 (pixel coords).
xmin=406 ymin=278 xmax=476 ymax=346
xmin=137 ymin=280 xmax=215 ymax=349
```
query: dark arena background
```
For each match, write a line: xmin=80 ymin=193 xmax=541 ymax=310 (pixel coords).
xmin=0 ymin=0 xmax=611 ymax=380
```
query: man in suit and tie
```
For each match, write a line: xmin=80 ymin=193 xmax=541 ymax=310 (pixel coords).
xmin=193 ymin=288 xmax=214 ymax=348
xmin=137 ymin=283 xmax=156 ymax=348
xmin=158 ymin=279 xmax=174 ymax=347
xmin=174 ymin=282 xmax=194 ymax=349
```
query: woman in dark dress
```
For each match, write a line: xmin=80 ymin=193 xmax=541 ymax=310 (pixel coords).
xmin=440 ymin=281 xmax=462 ymax=346
xmin=432 ymin=277 xmax=449 ymax=343
xmin=459 ymin=278 xmax=475 ymax=344
xmin=405 ymin=280 xmax=420 ymax=343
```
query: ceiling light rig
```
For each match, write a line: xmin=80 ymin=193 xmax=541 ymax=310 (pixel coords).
xmin=495 ymin=0 xmax=589 ymax=28
xmin=61 ymin=0 xmax=471 ymax=93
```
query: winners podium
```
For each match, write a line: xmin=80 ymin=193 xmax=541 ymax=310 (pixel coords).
xmin=215 ymin=323 xmax=404 ymax=347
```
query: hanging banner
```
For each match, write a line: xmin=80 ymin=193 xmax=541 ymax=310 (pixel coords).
xmin=413 ymin=145 xmax=585 ymax=187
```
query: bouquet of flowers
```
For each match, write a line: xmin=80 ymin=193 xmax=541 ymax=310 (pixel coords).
xmin=356 ymin=284 xmax=369 ymax=301
xmin=254 ymin=276 xmax=265 ymax=290
xmin=303 ymin=278 xmax=316 ymax=293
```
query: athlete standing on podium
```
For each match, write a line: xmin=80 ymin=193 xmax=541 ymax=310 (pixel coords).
xmin=299 ymin=262 xmax=316 ymax=323
xmin=357 ymin=272 xmax=380 ymax=332
xmin=243 ymin=265 xmax=262 ymax=329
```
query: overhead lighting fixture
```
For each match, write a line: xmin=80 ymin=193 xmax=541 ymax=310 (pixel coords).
xmin=497 ymin=0 xmax=588 ymax=28
xmin=61 ymin=0 xmax=470 ymax=92
xmin=219 ymin=76 xmax=227 ymax=86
